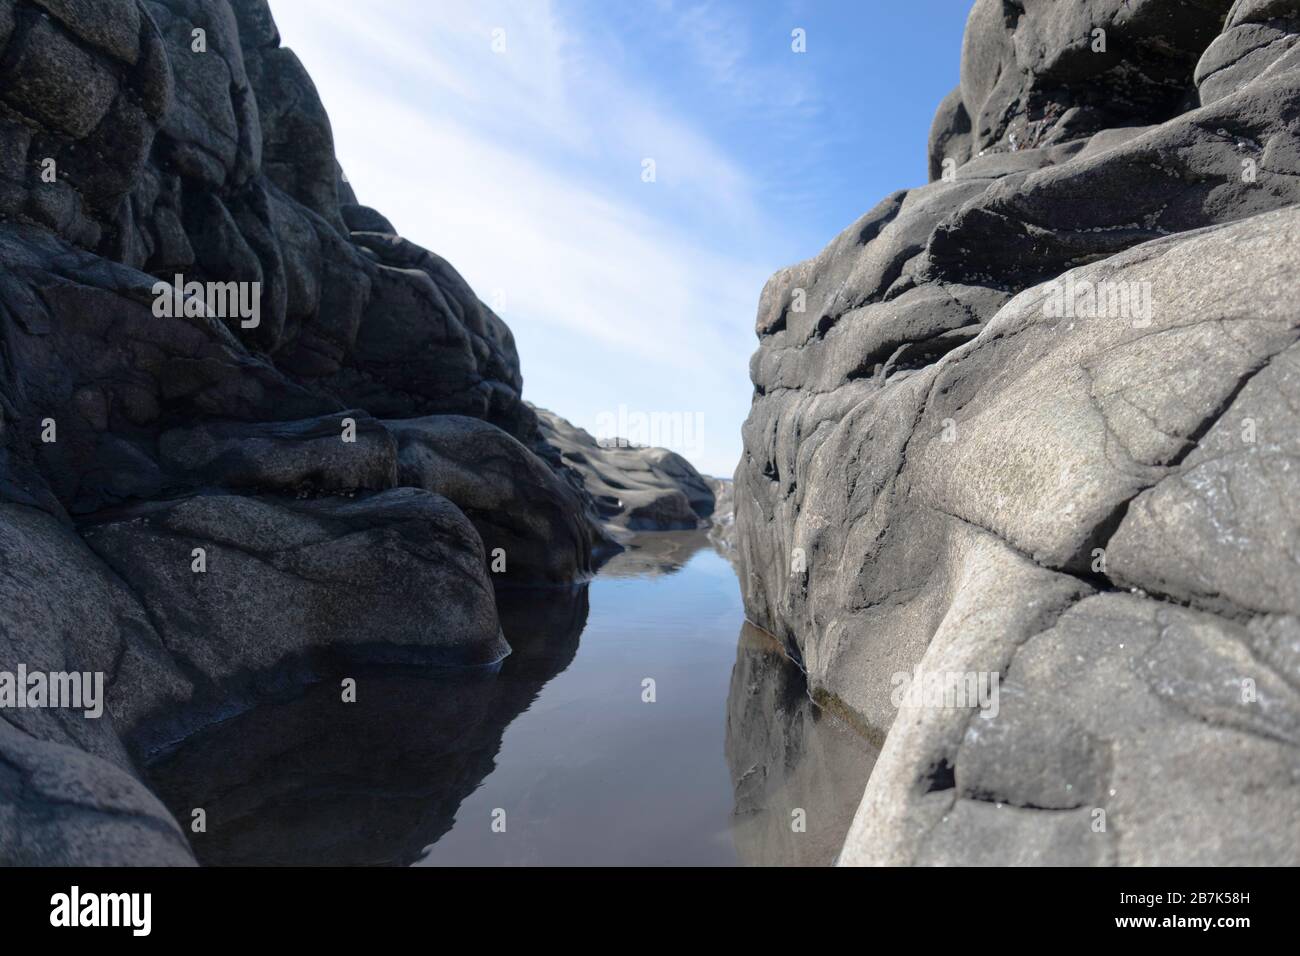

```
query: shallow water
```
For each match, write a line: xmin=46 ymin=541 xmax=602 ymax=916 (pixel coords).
xmin=145 ymin=531 xmax=876 ymax=866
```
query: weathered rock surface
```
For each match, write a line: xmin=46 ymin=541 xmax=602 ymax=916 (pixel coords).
xmin=533 ymin=405 xmax=716 ymax=532
xmin=158 ymin=411 xmax=398 ymax=494
xmin=0 ymin=502 xmax=195 ymax=865
xmin=389 ymin=415 xmax=598 ymax=585
xmin=82 ymin=489 xmax=508 ymax=679
xmin=958 ymin=0 xmax=1233 ymax=156
xmin=738 ymin=0 xmax=1300 ymax=865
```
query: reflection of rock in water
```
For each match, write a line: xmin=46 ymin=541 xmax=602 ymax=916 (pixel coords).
xmin=726 ymin=624 xmax=877 ymax=866
xmin=597 ymin=529 xmax=716 ymax=579
xmin=142 ymin=584 xmax=588 ymax=866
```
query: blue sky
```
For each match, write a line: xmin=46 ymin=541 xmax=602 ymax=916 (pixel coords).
xmin=271 ymin=0 xmax=968 ymax=475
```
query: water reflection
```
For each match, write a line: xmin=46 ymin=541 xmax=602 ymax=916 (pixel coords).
xmin=726 ymin=624 xmax=878 ymax=866
xmin=596 ymin=528 xmax=717 ymax=578
xmin=417 ymin=531 xmax=745 ymax=866
xmin=142 ymin=532 xmax=875 ymax=866
xmin=144 ymin=584 xmax=589 ymax=866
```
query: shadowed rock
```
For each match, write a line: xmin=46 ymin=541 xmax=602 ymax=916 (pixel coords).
xmin=158 ymin=410 xmax=398 ymax=494
xmin=956 ymin=0 xmax=1232 ymax=159
xmin=0 ymin=503 xmax=195 ymax=865
xmin=389 ymin=415 xmax=597 ymax=585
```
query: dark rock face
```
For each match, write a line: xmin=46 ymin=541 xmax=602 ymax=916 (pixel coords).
xmin=0 ymin=0 xmax=695 ymax=865
xmin=737 ymin=0 xmax=1300 ymax=865
xmin=0 ymin=503 xmax=196 ymax=865
xmin=927 ymin=87 xmax=972 ymax=182
xmin=83 ymin=489 xmax=508 ymax=683
xmin=533 ymin=405 xmax=717 ymax=533
xmin=158 ymin=411 xmax=398 ymax=493
xmin=389 ymin=415 xmax=598 ymax=585
xmin=958 ymin=0 xmax=1233 ymax=156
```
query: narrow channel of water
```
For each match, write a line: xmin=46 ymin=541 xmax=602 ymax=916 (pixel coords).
xmin=144 ymin=531 xmax=876 ymax=866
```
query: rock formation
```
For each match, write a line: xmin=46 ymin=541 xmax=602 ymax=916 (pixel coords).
xmin=533 ymin=405 xmax=716 ymax=534
xmin=736 ymin=0 xmax=1300 ymax=865
xmin=0 ymin=0 xmax=710 ymax=865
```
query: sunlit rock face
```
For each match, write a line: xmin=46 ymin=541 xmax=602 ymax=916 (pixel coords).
xmin=736 ymin=0 xmax=1300 ymax=865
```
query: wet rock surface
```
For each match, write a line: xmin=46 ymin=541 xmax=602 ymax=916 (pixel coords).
xmin=737 ymin=0 xmax=1300 ymax=865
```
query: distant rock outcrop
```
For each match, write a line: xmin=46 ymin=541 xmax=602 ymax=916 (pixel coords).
xmin=533 ymin=405 xmax=716 ymax=534
xmin=736 ymin=0 xmax=1300 ymax=865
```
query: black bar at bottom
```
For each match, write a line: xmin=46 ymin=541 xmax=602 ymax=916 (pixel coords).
xmin=0 ymin=866 xmax=1285 ymax=943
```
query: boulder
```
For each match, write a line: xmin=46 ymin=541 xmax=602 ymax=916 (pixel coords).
xmin=1196 ymin=0 xmax=1300 ymax=105
xmin=81 ymin=490 xmax=508 ymax=708
xmin=158 ymin=410 xmax=398 ymax=494
xmin=927 ymin=86 xmax=972 ymax=182
xmin=0 ymin=502 xmax=195 ymax=865
xmin=958 ymin=0 xmax=1232 ymax=157
xmin=388 ymin=415 xmax=597 ymax=585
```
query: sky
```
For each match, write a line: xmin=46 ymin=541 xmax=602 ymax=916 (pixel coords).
xmin=269 ymin=0 xmax=969 ymax=476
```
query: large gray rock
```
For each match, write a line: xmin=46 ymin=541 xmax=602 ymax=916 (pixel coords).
xmin=0 ymin=503 xmax=195 ymax=865
xmin=842 ymin=591 xmax=1300 ymax=865
xmin=741 ymin=204 xmax=1300 ymax=868
xmin=388 ymin=415 xmax=598 ymax=585
xmin=957 ymin=0 xmax=1232 ymax=158
xmin=82 ymin=489 xmax=509 ymax=697
xmin=927 ymin=87 xmax=972 ymax=182
xmin=739 ymin=2 xmax=1300 ymax=866
xmin=1196 ymin=0 xmax=1300 ymax=105
xmin=0 ymin=718 xmax=196 ymax=866
xmin=0 ymin=221 xmax=338 ymax=516
xmin=1107 ymin=339 xmax=1300 ymax=619
xmin=158 ymin=410 xmax=398 ymax=494
xmin=0 ymin=0 xmax=535 ymax=441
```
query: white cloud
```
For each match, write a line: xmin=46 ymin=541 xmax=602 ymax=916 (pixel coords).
xmin=270 ymin=0 xmax=774 ymax=475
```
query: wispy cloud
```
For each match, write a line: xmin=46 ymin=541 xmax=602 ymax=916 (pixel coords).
xmin=269 ymin=0 xmax=821 ymax=474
